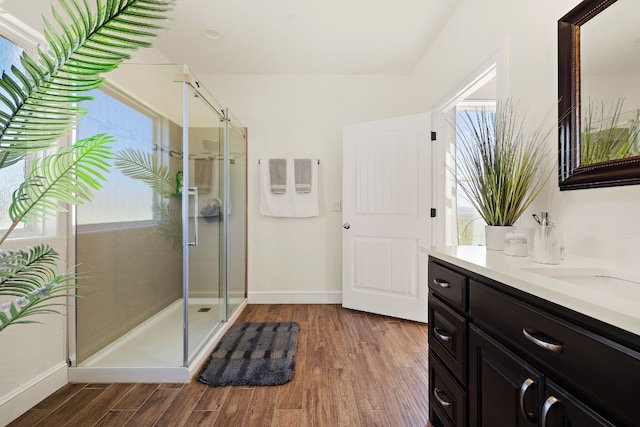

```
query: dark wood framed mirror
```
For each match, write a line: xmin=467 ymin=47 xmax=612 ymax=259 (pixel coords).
xmin=558 ymin=0 xmax=640 ymax=190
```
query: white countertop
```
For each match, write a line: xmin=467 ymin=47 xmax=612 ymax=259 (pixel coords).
xmin=422 ymin=246 xmax=640 ymax=337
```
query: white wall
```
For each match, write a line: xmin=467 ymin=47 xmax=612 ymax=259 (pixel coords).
xmin=0 ymin=231 xmax=69 ymax=424
xmin=199 ymin=74 xmax=414 ymax=301
xmin=410 ymin=0 xmax=640 ymax=266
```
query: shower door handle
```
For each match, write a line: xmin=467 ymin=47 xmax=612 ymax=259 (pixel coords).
xmin=188 ymin=187 xmax=199 ymax=247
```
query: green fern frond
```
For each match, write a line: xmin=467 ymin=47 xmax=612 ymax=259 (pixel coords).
xmin=8 ymin=134 xmax=113 ymax=225
xmin=0 ymin=264 xmax=78 ymax=331
xmin=152 ymin=201 xmax=182 ymax=252
xmin=0 ymin=150 xmax=26 ymax=170
xmin=0 ymin=0 xmax=175 ymax=153
xmin=0 ymin=244 xmax=60 ymax=296
xmin=0 ymin=243 xmax=78 ymax=332
xmin=114 ymin=148 xmax=175 ymax=197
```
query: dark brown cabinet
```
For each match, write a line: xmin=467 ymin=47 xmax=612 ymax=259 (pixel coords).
xmin=427 ymin=256 xmax=640 ymax=427
xmin=429 ymin=294 xmax=467 ymax=384
xmin=469 ymin=325 xmax=541 ymax=427
xmin=541 ymin=380 xmax=616 ymax=427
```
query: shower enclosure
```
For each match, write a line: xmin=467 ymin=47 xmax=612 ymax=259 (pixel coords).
xmin=69 ymin=64 xmax=247 ymax=382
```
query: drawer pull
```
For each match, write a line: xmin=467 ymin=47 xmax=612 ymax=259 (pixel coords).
xmin=522 ymin=328 xmax=564 ymax=354
xmin=433 ymin=387 xmax=452 ymax=408
xmin=519 ymin=378 xmax=537 ymax=422
xmin=541 ymin=396 xmax=559 ymax=427
xmin=434 ymin=327 xmax=451 ymax=342
xmin=433 ymin=278 xmax=450 ymax=288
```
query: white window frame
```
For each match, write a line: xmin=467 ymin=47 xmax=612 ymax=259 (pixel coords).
xmin=0 ymin=13 xmax=51 ymax=240
xmin=431 ymin=45 xmax=506 ymax=247
xmin=454 ymin=101 xmax=497 ymax=246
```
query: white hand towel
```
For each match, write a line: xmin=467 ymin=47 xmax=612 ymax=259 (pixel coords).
xmin=260 ymin=159 xmax=319 ymax=217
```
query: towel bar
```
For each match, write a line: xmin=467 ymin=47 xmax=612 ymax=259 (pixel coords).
xmin=258 ymin=159 xmax=319 ymax=164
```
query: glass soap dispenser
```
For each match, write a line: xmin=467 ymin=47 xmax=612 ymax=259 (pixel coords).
xmin=532 ymin=212 xmax=563 ymax=264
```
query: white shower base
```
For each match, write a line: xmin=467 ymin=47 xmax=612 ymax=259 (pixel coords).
xmin=69 ymin=298 xmax=246 ymax=383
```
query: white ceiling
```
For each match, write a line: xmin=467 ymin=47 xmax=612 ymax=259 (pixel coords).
xmin=1 ymin=0 xmax=462 ymax=75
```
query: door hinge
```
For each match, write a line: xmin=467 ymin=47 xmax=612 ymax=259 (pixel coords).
xmin=431 ymin=131 xmax=437 ymax=141
xmin=430 ymin=208 xmax=437 ymax=218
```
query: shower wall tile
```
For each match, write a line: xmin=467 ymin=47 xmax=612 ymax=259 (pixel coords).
xmin=76 ymin=226 xmax=182 ymax=362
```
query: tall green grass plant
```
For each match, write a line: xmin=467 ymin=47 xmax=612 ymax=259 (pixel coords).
xmin=455 ymin=100 xmax=552 ymax=226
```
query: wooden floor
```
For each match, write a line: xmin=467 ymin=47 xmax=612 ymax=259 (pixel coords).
xmin=10 ymin=304 xmax=432 ymax=427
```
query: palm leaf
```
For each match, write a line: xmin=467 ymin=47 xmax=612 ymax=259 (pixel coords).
xmin=114 ymin=148 xmax=181 ymax=250
xmin=152 ymin=201 xmax=182 ymax=252
xmin=0 ymin=0 xmax=175 ymax=331
xmin=114 ymin=147 xmax=175 ymax=197
xmin=0 ymin=0 xmax=175 ymax=154
xmin=0 ymin=150 xmax=26 ymax=170
xmin=0 ymin=244 xmax=78 ymax=331
xmin=0 ymin=244 xmax=60 ymax=296
xmin=8 ymin=134 xmax=113 ymax=225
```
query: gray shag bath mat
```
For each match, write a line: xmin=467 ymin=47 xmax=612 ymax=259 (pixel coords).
xmin=198 ymin=321 xmax=299 ymax=387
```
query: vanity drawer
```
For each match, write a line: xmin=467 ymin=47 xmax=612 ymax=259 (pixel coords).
xmin=469 ymin=280 xmax=640 ymax=426
xmin=428 ymin=260 xmax=467 ymax=313
xmin=430 ymin=351 xmax=467 ymax=427
xmin=429 ymin=295 xmax=467 ymax=384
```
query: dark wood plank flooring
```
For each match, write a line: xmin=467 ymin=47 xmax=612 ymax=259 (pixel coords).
xmin=10 ymin=304 xmax=432 ymax=427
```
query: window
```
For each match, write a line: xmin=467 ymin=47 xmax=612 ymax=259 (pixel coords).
xmin=76 ymin=88 xmax=156 ymax=226
xmin=455 ymin=101 xmax=496 ymax=246
xmin=0 ymin=33 xmax=28 ymax=232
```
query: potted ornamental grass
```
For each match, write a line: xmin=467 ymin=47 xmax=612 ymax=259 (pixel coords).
xmin=455 ymin=99 xmax=553 ymax=250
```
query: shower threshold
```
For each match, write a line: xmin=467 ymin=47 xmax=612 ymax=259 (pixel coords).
xmin=69 ymin=298 xmax=246 ymax=383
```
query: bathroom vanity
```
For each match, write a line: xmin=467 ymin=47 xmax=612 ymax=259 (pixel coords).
xmin=424 ymin=246 xmax=640 ymax=427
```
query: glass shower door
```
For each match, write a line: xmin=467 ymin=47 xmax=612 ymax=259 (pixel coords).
xmin=183 ymin=78 xmax=227 ymax=365
xmin=225 ymin=110 xmax=247 ymax=316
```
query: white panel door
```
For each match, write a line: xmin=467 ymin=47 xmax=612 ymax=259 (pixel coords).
xmin=342 ymin=113 xmax=431 ymax=322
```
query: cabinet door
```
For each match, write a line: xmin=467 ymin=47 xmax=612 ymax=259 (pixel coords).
xmin=541 ymin=380 xmax=616 ymax=427
xmin=469 ymin=325 xmax=541 ymax=427
xmin=429 ymin=295 xmax=468 ymax=384
xmin=469 ymin=279 xmax=640 ymax=425
xmin=430 ymin=352 xmax=467 ymax=427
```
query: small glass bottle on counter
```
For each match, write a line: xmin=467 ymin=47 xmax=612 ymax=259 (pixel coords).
xmin=504 ymin=232 xmax=528 ymax=257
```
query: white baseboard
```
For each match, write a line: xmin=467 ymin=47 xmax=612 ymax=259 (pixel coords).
xmin=248 ymin=291 xmax=342 ymax=304
xmin=68 ymin=366 xmax=191 ymax=383
xmin=0 ymin=362 xmax=68 ymax=426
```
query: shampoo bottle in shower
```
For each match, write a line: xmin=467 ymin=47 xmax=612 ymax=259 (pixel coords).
xmin=176 ymin=171 xmax=183 ymax=195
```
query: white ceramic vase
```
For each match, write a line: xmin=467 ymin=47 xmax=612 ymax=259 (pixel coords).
xmin=485 ymin=225 xmax=515 ymax=251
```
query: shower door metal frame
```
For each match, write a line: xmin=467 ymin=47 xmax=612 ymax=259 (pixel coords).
xmin=180 ymin=69 xmax=230 ymax=367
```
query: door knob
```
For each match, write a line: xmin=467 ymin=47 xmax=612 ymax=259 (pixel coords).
xmin=343 ymin=223 xmax=350 ymax=229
